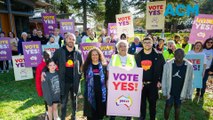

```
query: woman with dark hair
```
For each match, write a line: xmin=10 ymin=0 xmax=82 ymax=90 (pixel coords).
xmin=83 ymin=47 xmax=107 ymax=120
xmin=120 ymin=33 xmax=127 ymax=40
xmin=198 ymin=38 xmax=213 ymax=98
xmin=9 ymin=31 xmax=19 ymax=55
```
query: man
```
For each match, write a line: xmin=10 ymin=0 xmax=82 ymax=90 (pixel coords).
xmin=135 ymin=37 xmax=165 ymax=120
xmin=85 ymin=31 xmax=98 ymax=43
xmin=31 ymin=28 xmax=37 ymax=41
xmin=35 ymin=30 xmax=47 ymax=45
xmin=182 ymin=36 xmax=192 ymax=54
xmin=75 ymin=31 xmax=81 ymax=47
xmin=52 ymin=32 xmax=83 ymax=120
xmin=98 ymin=28 xmax=107 ymax=43
xmin=162 ymin=48 xmax=193 ymax=120
xmin=52 ymin=28 xmax=63 ymax=47
xmin=81 ymin=28 xmax=92 ymax=43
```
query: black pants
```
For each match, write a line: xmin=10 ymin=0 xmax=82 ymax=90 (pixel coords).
xmin=0 ymin=61 xmax=9 ymax=71
xmin=61 ymin=84 xmax=77 ymax=120
xmin=196 ymin=69 xmax=210 ymax=97
xmin=139 ymin=83 xmax=158 ymax=120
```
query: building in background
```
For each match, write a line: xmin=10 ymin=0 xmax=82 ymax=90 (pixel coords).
xmin=0 ymin=0 xmax=50 ymax=37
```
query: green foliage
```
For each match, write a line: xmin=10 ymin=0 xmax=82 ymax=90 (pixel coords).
xmin=104 ymin=0 xmax=121 ymax=28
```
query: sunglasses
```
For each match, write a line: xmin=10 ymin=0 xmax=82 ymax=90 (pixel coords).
xmin=207 ymin=42 xmax=213 ymax=44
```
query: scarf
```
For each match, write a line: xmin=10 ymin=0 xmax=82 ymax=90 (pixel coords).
xmin=86 ymin=62 xmax=106 ymax=109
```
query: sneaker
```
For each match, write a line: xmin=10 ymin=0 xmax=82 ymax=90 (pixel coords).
xmin=6 ymin=70 xmax=9 ymax=73
xmin=0 ymin=71 xmax=3 ymax=74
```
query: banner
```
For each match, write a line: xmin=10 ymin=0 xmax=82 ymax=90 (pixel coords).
xmin=60 ymin=19 xmax=75 ymax=37
xmin=189 ymin=14 xmax=213 ymax=44
xmin=42 ymin=13 xmax=57 ymax=35
xmin=100 ymin=43 xmax=115 ymax=63
xmin=42 ymin=44 xmax=59 ymax=57
xmin=146 ymin=1 xmax=166 ymax=30
xmin=108 ymin=23 xmax=117 ymax=36
xmin=80 ymin=43 xmax=115 ymax=62
xmin=22 ymin=41 xmax=42 ymax=67
xmin=12 ymin=55 xmax=33 ymax=81
xmin=0 ymin=37 xmax=12 ymax=60
xmin=185 ymin=54 xmax=204 ymax=88
xmin=80 ymin=43 xmax=101 ymax=61
xmin=107 ymin=67 xmax=143 ymax=117
xmin=116 ymin=13 xmax=134 ymax=38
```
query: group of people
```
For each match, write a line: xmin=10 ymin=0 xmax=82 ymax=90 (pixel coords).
xmin=1 ymin=27 xmax=213 ymax=120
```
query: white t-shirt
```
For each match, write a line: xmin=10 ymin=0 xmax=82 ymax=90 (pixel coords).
xmin=187 ymin=50 xmax=207 ymax=65
xmin=203 ymin=49 xmax=213 ymax=69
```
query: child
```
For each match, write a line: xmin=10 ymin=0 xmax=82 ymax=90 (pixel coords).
xmin=42 ymin=59 xmax=60 ymax=120
xmin=162 ymin=48 xmax=193 ymax=120
xmin=47 ymin=36 xmax=59 ymax=46
xmin=35 ymin=51 xmax=50 ymax=119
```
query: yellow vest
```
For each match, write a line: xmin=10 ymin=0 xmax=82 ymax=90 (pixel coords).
xmin=85 ymin=37 xmax=98 ymax=43
xmin=111 ymin=54 xmax=135 ymax=67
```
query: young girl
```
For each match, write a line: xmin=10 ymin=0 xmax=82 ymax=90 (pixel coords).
xmin=42 ymin=59 xmax=60 ymax=120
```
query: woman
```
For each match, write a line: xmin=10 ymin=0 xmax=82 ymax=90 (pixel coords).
xmin=199 ymin=38 xmax=213 ymax=98
xmin=108 ymin=40 xmax=136 ymax=120
xmin=46 ymin=36 xmax=59 ymax=46
xmin=187 ymin=41 xmax=207 ymax=95
xmin=156 ymin=38 xmax=166 ymax=53
xmin=0 ymin=31 xmax=9 ymax=73
xmin=9 ymin=31 xmax=19 ymax=55
xmin=163 ymin=40 xmax=176 ymax=61
xmin=18 ymin=32 xmax=29 ymax=55
xmin=83 ymin=48 xmax=107 ymax=120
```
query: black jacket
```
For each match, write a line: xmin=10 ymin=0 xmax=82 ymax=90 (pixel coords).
xmin=52 ymin=46 xmax=82 ymax=95
xmin=135 ymin=48 xmax=165 ymax=84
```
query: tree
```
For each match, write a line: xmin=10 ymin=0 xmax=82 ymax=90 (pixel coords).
xmin=104 ymin=0 xmax=121 ymax=28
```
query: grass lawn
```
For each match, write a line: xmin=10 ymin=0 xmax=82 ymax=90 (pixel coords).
xmin=0 ymin=69 xmax=212 ymax=120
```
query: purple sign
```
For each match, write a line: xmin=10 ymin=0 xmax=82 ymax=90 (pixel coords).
xmin=189 ymin=14 xmax=213 ymax=44
xmin=22 ymin=41 xmax=42 ymax=67
xmin=108 ymin=23 xmax=117 ymax=36
xmin=0 ymin=37 xmax=12 ymax=60
xmin=80 ymin=43 xmax=101 ymax=61
xmin=60 ymin=19 xmax=75 ymax=37
xmin=42 ymin=13 xmax=58 ymax=35
xmin=100 ymin=43 xmax=115 ymax=63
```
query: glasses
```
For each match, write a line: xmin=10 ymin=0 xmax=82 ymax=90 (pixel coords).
xmin=207 ymin=42 xmax=213 ymax=44
xmin=143 ymin=42 xmax=152 ymax=44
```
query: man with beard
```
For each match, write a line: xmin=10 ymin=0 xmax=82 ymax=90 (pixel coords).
xmin=135 ymin=37 xmax=165 ymax=120
xmin=52 ymin=32 xmax=82 ymax=120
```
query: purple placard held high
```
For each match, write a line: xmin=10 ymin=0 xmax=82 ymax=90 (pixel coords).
xmin=108 ymin=23 xmax=117 ymax=36
xmin=0 ymin=37 xmax=12 ymax=60
xmin=42 ymin=13 xmax=58 ymax=35
xmin=22 ymin=41 xmax=42 ymax=67
xmin=60 ymin=19 xmax=75 ymax=37
xmin=100 ymin=43 xmax=115 ymax=63
xmin=189 ymin=14 xmax=213 ymax=44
